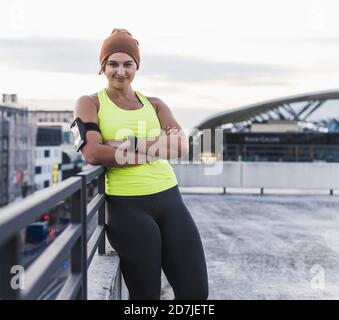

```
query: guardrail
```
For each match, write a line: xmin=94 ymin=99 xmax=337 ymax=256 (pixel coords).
xmin=0 ymin=165 xmax=113 ymax=300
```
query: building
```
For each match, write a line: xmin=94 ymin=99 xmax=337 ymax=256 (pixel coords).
xmin=250 ymin=120 xmax=300 ymax=133
xmin=30 ymin=110 xmax=74 ymax=124
xmin=29 ymin=110 xmax=84 ymax=189
xmin=0 ymin=101 xmax=82 ymax=198
xmin=190 ymin=89 xmax=339 ymax=162
xmin=0 ymin=102 xmax=36 ymax=206
xmin=34 ymin=125 xmax=63 ymax=190
xmin=30 ymin=110 xmax=85 ymax=179
xmin=34 ymin=122 xmax=84 ymax=191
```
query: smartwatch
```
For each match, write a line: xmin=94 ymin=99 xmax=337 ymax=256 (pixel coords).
xmin=127 ymin=136 xmax=138 ymax=152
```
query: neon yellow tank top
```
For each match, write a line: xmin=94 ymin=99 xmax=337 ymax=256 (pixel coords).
xmin=97 ymin=88 xmax=178 ymax=196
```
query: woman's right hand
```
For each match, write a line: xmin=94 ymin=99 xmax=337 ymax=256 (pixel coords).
xmin=164 ymin=126 xmax=180 ymax=135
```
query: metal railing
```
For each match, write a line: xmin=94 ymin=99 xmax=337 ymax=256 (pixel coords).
xmin=0 ymin=165 xmax=109 ymax=300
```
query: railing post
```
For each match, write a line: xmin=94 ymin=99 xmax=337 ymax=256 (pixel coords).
xmin=70 ymin=175 xmax=87 ymax=300
xmin=0 ymin=234 xmax=21 ymax=300
xmin=98 ymin=171 xmax=106 ymax=255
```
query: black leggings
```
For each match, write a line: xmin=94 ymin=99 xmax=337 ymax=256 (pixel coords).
xmin=105 ymin=185 xmax=209 ymax=300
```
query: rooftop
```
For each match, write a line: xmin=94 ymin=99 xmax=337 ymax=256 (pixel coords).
xmin=161 ymin=192 xmax=339 ymax=299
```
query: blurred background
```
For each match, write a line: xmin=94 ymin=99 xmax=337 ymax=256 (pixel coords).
xmin=1 ymin=0 xmax=339 ymax=300
xmin=1 ymin=0 xmax=339 ymax=131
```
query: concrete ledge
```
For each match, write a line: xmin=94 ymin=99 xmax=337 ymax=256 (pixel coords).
xmin=88 ymin=244 xmax=129 ymax=300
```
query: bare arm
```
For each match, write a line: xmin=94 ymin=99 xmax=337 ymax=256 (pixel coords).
xmin=74 ymin=95 xmax=156 ymax=167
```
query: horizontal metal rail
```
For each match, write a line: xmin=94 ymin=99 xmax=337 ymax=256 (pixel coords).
xmin=20 ymin=224 xmax=82 ymax=300
xmin=87 ymin=194 xmax=105 ymax=223
xmin=0 ymin=165 xmax=114 ymax=300
xmin=0 ymin=177 xmax=82 ymax=245
xmin=79 ymin=166 xmax=105 ymax=184
xmin=56 ymin=273 xmax=82 ymax=300
xmin=87 ymin=225 xmax=105 ymax=268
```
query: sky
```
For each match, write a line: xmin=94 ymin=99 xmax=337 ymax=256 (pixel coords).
xmin=1 ymin=0 xmax=339 ymax=130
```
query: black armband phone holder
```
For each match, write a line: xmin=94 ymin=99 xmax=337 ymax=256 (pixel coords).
xmin=70 ymin=117 xmax=100 ymax=152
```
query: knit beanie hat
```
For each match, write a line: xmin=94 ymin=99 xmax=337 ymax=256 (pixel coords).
xmin=99 ymin=28 xmax=140 ymax=70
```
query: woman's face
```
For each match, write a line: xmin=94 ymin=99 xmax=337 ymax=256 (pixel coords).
xmin=103 ymin=52 xmax=138 ymax=89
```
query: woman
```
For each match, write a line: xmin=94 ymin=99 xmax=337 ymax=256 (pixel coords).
xmin=74 ymin=28 xmax=208 ymax=300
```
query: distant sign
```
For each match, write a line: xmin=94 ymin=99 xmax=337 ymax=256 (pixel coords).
xmin=244 ymin=136 xmax=281 ymax=143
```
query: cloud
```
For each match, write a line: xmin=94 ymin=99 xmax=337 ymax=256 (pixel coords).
xmin=140 ymin=54 xmax=293 ymax=86
xmin=0 ymin=37 xmax=293 ymax=86
xmin=304 ymin=37 xmax=339 ymax=46
xmin=0 ymin=37 xmax=101 ymax=74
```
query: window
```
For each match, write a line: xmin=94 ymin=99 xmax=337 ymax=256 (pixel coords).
xmin=44 ymin=150 xmax=50 ymax=158
xmin=35 ymin=166 xmax=42 ymax=174
xmin=43 ymin=180 xmax=50 ymax=188
xmin=63 ymin=132 xmax=70 ymax=144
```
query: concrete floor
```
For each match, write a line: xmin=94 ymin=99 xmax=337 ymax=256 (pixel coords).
xmin=160 ymin=193 xmax=339 ymax=300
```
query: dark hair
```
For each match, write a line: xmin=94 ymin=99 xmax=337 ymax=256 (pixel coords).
xmin=98 ymin=55 xmax=139 ymax=74
xmin=98 ymin=57 xmax=108 ymax=75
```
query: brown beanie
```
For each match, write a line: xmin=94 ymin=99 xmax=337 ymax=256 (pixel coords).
xmin=99 ymin=28 xmax=140 ymax=70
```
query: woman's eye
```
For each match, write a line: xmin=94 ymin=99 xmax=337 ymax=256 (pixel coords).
xmin=109 ymin=63 xmax=132 ymax=67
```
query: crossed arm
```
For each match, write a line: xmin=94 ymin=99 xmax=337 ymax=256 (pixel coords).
xmin=74 ymin=95 xmax=189 ymax=168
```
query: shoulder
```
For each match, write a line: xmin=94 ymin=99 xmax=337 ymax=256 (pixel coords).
xmin=145 ymin=96 xmax=170 ymax=114
xmin=74 ymin=93 xmax=100 ymax=122
xmin=75 ymin=93 xmax=99 ymax=113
